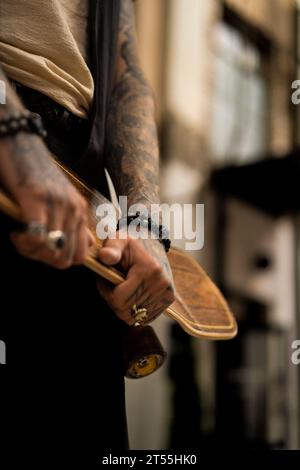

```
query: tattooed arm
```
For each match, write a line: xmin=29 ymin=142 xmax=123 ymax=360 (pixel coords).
xmin=97 ymin=0 xmax=175 ymax=325
xmin=105 ymin=0 xmax=159 ymax=211
xmin=0 ymin=66 xmax=92 ymax=267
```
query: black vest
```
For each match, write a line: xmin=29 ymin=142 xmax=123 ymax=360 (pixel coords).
xmin=75 ymin=0 xmax=121 ymax=197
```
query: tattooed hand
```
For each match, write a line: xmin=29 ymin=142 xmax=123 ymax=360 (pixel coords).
xmin=0 ymin=67 xmax=93 ymax=268
xmin=97 ymin=228 xmax=175 ymax=326
xmin=0 ymin=133 xmax=94 ymax=268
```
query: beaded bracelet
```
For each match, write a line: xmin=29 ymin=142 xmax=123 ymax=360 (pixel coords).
xmin=0 ymin=110 xmax=47 ymax=139
xmin=117 ymin=211 xmax=171 ymax=253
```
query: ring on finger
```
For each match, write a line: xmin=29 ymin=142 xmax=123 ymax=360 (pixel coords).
xmin=131 ymin=303 xmax=148 ymax=326
xmin=45 ymin=230 xmax=66 ymax=251
xmin=26 ymin=221 xmax=47 ymax=238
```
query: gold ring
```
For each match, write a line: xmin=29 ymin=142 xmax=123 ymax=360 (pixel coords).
xmin=131 ymin=303 xmax=148 ymax=326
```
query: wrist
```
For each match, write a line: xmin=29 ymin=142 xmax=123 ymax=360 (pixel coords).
xmin=0 ymin=131 xmax=40 ymax=153
xmin=0 ymin=110 xmax=47 ymax=140
xmin=117 ymin=211 xmax=171 ymax=253
xmin=0 ymin=96 xmax=24 ymax=120
xmin=126 ymin=194 xmax=160 ymax=215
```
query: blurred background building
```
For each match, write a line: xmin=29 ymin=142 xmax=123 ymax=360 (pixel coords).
xmin=126 ymin=0 xmax=300 ymax=450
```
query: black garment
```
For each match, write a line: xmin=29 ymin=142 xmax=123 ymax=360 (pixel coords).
xmin=77 ymin=0 xmax=121 ymax=194
xmin=1 ymin=247 xmax=128 ymax=462
xmin=0 ymin=116 xmax=129 ymax=462
xmin=0 ymin=0 xmax=128 ymax=463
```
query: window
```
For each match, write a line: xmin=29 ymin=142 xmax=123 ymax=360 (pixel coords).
xmin=210 ymin=22 xmax=268 ymax=165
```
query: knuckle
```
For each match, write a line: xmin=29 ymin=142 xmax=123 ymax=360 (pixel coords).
xmin=66 ymin=198 xmax=78 ymax=215
xmin=29 ymin=183 xmax=43 ymax=197
xmin=29 ymin=186 xmax=65 ymax=212
xmin=170 ymin=287 xmax=176 ymax=300
xmin=151 ymin=261 xmax=163 ymax=276
xmin=73 ymin=209 xmax=83 ymax=225
xmin=167 ymin=288 xmax=176 ymax=304
xmin=55 ymin=257 xmax=72 ymax=270
xmin=52 ymin=191 xmax=65 ymax=207
xmin=65 ymin=191 xmax=81 ymax=212
xmin=79 ymin=212 xmax=88 ymax=227
xmin=160 ymin=277 xmax=171 ymax=290
xmin=29 ymin=185 xmax=48 ymax=204
xmin=71 ymin=203 xmax=86 ymax=224
xmin=80 ymin=197 xmax=88 ymax=212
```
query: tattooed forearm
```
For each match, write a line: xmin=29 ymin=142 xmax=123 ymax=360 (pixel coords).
xmin=0 ymin=65 xmax=67 ymax=198
xmin=105 ymin=0 xmax=160 ymax=213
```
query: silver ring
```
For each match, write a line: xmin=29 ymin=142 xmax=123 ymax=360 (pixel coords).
xmin=26 ymin=221 xmax=47 ymax=238
xmin=45 ymin=230 xmax=66 ymax=251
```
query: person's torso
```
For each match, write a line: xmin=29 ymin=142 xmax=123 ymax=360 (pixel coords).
xmin=0 ymin=0 xmax=94 ymax=118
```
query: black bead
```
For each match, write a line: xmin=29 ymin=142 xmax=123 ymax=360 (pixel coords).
xmin=0 ymin=111 xmax=47 ymax=140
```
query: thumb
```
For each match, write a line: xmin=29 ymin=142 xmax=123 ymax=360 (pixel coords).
xmin=98 ymin=246 xmax=122 ymax=266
